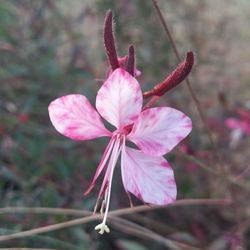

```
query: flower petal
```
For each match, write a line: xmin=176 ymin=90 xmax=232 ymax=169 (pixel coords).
xmin=121 ymin=146 xmax=177 ymax=205
xmin=225 ymin=118 xmax=240 ymax=130
xmin=48 ymin=94 xmax=111 ymax=140
xmin=128 ymin=107 xmax=192 ymax=156
xmin=96 ymin=68 xmax=142 ymax=129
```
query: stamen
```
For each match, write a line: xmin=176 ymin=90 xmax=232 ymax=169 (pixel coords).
xmin=93 ymin=202 xmax=99 ymax=215
xmin=126 ymin=191 xmax=134 ymax=208
xmin=100 ymin=189 xmax=108 ymax=217
xmin=97 ymin=138 xmax=120 ymax=199
xmin=94 ymin=223 xmax=110 ymax=235
xmin=100 ymin=199 xmax=105 ymax=217
xmin=95 ymin=137 xmax=123 ymax=234
xmin=84 ymin=137 xmax=116 ymax=196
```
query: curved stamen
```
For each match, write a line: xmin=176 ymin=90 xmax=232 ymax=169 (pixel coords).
xmin=84 ymin=136 xmax=116 ymax=196
xmin=95 ymin=137 xmax=123 ymax=234
xmin=97 ymin=136 xmax=121 ymax=199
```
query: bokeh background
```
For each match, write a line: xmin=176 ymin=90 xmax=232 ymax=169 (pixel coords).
xmin=0 ymin=0 xmax=250 ymax=249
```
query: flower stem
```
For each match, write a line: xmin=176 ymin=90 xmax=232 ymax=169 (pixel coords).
xmin=143 ymin=52 xmax=194 ymax=98
xmin=150 ymin=0 xmax=225 ymax=174
xmin=176 ymin=149 xmax=250 ymax=191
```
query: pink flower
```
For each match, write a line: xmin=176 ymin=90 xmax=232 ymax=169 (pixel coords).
xmin=48 ymin=68 xmax=192 ymax=234
xmin=225 ymin=108 xmax=250 ymax=148
xmin=225 ymin=118 xmax=250 ymax=136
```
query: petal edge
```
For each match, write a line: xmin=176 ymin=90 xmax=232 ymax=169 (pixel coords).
xmin=48 ymin=94 xmax=111 ymax=140
xmin=128 ymin=107 xmax=192 ymax=156
xmin=96 ymin=68 xmax=143 ymax=129
xmin=121 ymin=146 xmax=177 ymax=205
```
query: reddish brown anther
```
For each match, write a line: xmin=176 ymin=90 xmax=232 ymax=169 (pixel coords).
xmin=104 ymin=10 xmax=119 ymax=70
xmin=126 ymin=45 xmax=135 ymax=76
xmin=143 ymin=51 xmax=195 ymax=98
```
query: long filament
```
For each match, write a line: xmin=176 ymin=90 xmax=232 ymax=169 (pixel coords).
xmin=102 ymin=138 xmax=122 ymax=225
xmin=84 ymin=136 xmax=116 ymax=196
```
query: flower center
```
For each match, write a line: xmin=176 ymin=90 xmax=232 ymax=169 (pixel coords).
xmin=123 ymin=124 xmax=133 ymax=135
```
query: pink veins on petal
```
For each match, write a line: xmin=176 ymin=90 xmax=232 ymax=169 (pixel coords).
xmin=48 ymin=68 xmax=192 ymax=229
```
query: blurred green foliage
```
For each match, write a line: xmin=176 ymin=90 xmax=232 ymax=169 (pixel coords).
xmin=0 ymin=0 xmax=250 ymax=249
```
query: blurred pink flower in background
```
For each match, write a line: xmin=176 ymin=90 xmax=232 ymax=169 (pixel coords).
xmin=225 ymin=107 xmax=250 ymax=148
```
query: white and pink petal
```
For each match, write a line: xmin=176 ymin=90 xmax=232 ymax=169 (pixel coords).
xmin=96 ymin=68 xmax=142 ymax=129
xmin=121 ymin=146 xmax=177 ymax=205
xmin=127 ymin=107 xmax=192 ymax=156
xmin=48 ymin=94 xmax=111 ymax=140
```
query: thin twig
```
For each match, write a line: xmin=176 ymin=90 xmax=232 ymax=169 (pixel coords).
xmin=143 ymin=96 xmax=160 ymax=110
xmin=0 ymin=249 xmax=56 ymax=250
xmin=235 ymin=165 xmax=250 ymax=180
xmin=101 ymin=217 xmax=180 ymax=249
xmin=176 ymin=149 xmax=250 ymax=191
xmin=0 ymin=199 xmax=231 ymax=242
xmin=0 ymin=207 xmax=91 ymax=216
xmin=111 ymin=217 xmax=202 ymax=250
xmin=150 ymin=0 xmax=225 ymax=173
xmin=176 ymin=149 xmax=220 ymax=176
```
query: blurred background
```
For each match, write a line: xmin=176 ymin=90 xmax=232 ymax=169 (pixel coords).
xmin=0 ymin=0 xmax=250 ymax=249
